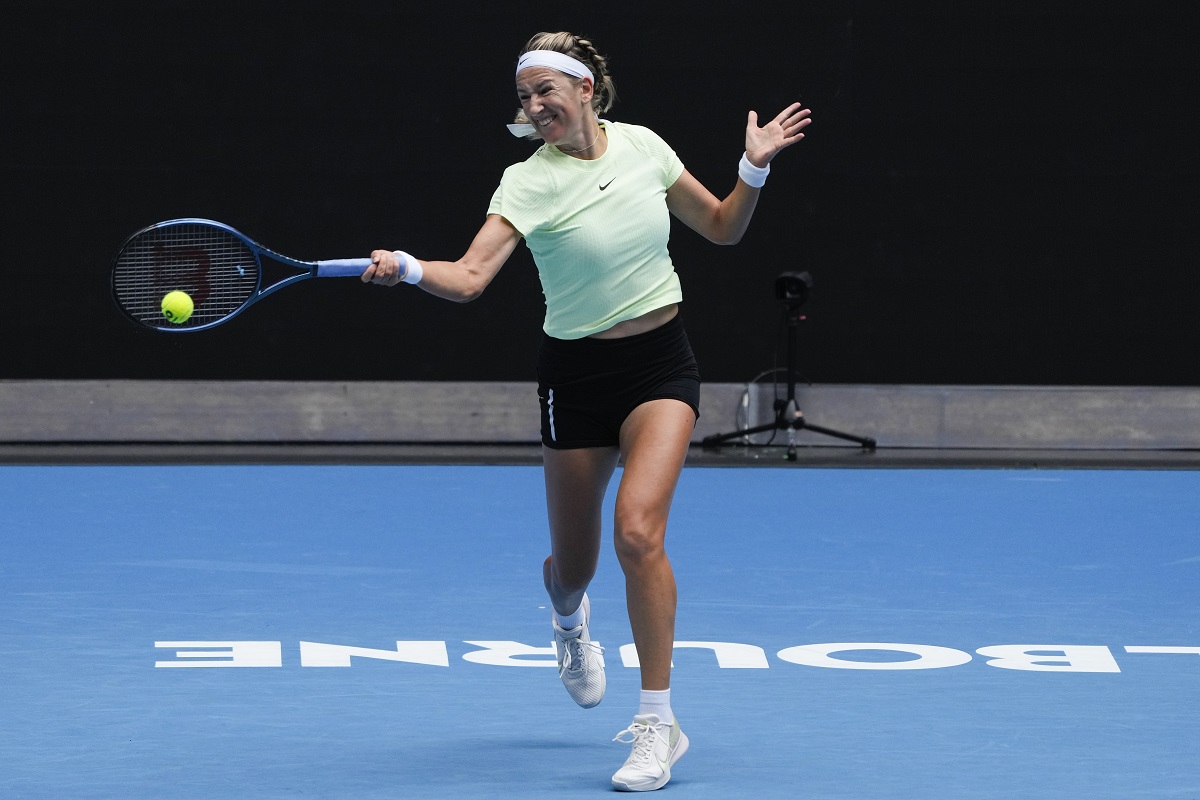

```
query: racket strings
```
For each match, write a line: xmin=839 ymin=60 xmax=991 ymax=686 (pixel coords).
xmin=113 ymin=223 xmax=259 ymax=328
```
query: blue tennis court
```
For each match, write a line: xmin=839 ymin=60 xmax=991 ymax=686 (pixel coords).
xmin=2 ymin=464 xmax=1197 ymax=798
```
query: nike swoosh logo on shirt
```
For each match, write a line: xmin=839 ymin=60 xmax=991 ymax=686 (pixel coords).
xmin=599 ymin=178 xmax=616 ymax=191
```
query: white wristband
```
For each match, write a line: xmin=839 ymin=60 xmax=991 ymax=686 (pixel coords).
xmin=395 ymin=250 xmax=423 ymax=285
xmin=738 ymin=152 xmax=770 ymax=188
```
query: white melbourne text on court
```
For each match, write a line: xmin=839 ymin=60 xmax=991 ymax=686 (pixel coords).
xmin=152 ymin=641 xmax=1200 ymax=672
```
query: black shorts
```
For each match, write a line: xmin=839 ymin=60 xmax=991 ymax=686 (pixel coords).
xmin=537 ymin=312 xmax=701 ymax=449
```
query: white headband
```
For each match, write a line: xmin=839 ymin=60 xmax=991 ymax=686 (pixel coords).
xmin=516 ymin=50 xmax=595 ymax=85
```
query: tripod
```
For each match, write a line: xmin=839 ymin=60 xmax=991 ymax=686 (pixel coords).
xmin=701 ymin=272 xmax=876 ymax=461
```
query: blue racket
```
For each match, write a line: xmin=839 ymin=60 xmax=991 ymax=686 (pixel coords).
xmin=111 ymin=218 xmax=372 ymax=332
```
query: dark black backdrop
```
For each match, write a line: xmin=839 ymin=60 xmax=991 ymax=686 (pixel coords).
xmin=3 ymin=1 xmax=1197 ymax=384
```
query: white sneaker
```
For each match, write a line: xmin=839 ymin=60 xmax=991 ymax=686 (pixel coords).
xmin=552 ymin=593 xmax=605 ymax=708
xmin=611 ymin=714 xmax=689 ymax=792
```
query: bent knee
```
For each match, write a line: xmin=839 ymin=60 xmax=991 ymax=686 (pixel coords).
xmin=613 ymin=513 xmax=668 ymax=564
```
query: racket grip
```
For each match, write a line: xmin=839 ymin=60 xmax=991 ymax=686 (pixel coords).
xmin=315 ymin=258 xmax=373 ymax=277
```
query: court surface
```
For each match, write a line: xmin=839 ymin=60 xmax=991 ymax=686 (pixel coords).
xmin=2 ymin=464 xmax=1198 ymax=799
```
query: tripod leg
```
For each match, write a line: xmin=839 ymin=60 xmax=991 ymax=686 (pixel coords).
xmin=701 ymin=421 xmax=783 ymax=447
xmin=798 ymin=420 xmax=877 ymax=450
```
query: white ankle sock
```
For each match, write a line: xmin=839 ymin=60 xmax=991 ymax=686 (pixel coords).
xmin=639 ymin=689 xmax=673 ymax=725
xmin=554 ymin=600 xmax=585 ymax=630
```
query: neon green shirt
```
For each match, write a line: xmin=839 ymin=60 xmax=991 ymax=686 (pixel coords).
xmin=487 ymin=121 xmax=686 ymax=339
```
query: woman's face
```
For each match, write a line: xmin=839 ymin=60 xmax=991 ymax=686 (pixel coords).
xmin=515 ymin=67 xmax=593 ymax=147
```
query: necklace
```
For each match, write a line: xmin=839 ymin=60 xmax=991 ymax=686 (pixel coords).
xmin=561 ymin=125 xmax=603 ymax=155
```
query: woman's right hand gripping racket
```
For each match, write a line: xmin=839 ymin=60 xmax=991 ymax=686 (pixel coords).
xmin=111 ymin=218 xmax=372 ymax=332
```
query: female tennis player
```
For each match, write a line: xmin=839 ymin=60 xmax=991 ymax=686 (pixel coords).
xmin=363 ymin=32 xmax=810 ymax=792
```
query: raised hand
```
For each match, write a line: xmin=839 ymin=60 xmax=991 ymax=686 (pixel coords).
xmin=745 ymin=102 xmax=812 ymax=168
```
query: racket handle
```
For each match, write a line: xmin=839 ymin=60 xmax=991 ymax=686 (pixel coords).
xmin=315 ymin=258 xmax=373 ymax=277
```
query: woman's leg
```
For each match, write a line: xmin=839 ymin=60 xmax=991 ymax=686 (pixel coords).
xmin=541 ymin=444 xmax=621 ymax=615
xmin=542 ymin=444 xmax=620 ymax=709
xmin=613 ymin=398 xmax=696 ymax=691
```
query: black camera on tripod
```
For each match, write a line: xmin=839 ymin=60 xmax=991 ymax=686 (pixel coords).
xmin=701 ymin=270 xmax=876 ymax=459
xmin=774 ymin=271 xmax=812 ymax=310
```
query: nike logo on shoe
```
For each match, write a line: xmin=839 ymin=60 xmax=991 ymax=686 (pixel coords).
xmin=599 ymin=178 xmax=616 ymax=190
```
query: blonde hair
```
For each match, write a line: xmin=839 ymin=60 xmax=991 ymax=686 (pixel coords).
xmin=513 ymin=32 xmax=616 ymax=138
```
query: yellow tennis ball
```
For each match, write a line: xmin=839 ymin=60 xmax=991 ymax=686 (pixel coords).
xmin=161 ymin=290 xmax=194 ymax=324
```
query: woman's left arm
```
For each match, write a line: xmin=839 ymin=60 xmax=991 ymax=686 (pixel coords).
xmin=666 ymin=102 xmax=810 ymax=245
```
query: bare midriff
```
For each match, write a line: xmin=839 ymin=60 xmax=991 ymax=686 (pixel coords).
xmin=587 ymin=304 xmax=679 ymax=340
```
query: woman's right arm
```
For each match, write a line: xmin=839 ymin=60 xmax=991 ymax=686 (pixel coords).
xmin=362 ymin=214 xmax=523 ymax=303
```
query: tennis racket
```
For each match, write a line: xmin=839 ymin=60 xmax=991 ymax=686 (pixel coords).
xmin=111 ymin=218 xmax=372 ymax=332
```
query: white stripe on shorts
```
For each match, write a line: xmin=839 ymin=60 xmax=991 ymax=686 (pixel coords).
xmin=547 ymin=388 xmax=557 ymax=441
